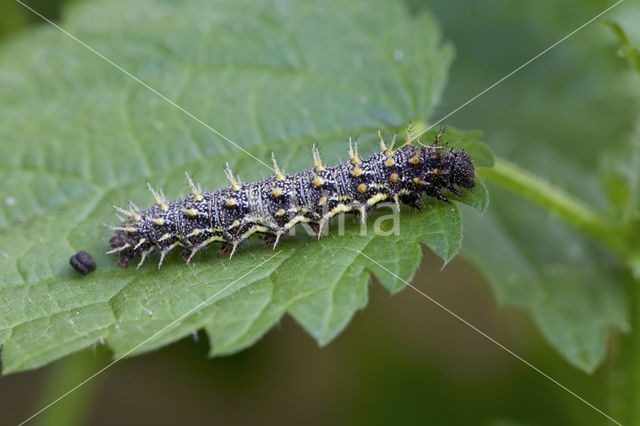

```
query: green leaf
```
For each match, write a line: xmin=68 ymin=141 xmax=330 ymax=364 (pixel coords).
xmin=433 ymin=1 xmax=639 ymax=372
xmin=603 ymin=19 xmax=640 ymax=74
xmin=462 ymin=186 xmax=629 ymax=373
xmin=0 ymin=0 xmax=490 ymax=373
xmin=601 ymin=18 xmax=640 ymax=426
xmin=603 ymin=20 xmax=640 ymax=232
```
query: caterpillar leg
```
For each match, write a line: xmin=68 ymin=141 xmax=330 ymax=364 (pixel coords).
xmin=272 ymin=232 xmax=282 ymax=249
xmin=217 ymin=244 xmax=230 ymax=258
xmin=157 ymin=243 xmax=179 ymax=269
xmin=259 ymin=231 xmax=284 ymax=249
xmin=217 ymin=241 xmax=240 ymax=258
xmin=259 ymin=234 xmax=277 ymax=247
xmin=446 ymin=184 xmax=462 ymax=197
xmin=136 ymin=246 xmax=155 ymax=269
xmin=182 ymin=247 xmax=197 ymax=263
xmin=425 ymin=186 xmax=449 ymax=203
xmin=400 ymin=192 xmax=423 ymax=210
xmin=435 ymin=191 xmax=449 ymax=203
xmin=357 ymin=205 xmax=368 ymax=224
xmin=311 ymin=220 xmax=326 ymax=239
xmin=392 ymin=194 xmax=401 ymax=211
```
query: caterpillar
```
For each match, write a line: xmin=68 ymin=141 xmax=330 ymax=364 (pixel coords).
xmin=108 ymin=128 xmax=475 ymax=269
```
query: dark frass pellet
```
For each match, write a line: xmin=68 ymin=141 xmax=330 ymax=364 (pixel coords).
xmin=70 ymin=250 xmax=97 ymax=275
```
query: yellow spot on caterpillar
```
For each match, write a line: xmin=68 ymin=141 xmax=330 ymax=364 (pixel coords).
xmin=147 ymin=183 xmax=168 ymax=211
xmin=405 ymin=123 xmax=413 ymax=145
xmin=225 ymin=198 xmax=236 ymax=206
xmin=272 ymin=153 xmax=285 ymax=180
xmin=432 ymin=168 xmax=440 ymax=176
xmin=224 ymin=164 xmax=242 ymax=190
xmin=357 ymin=183 xmax=367 ymax=193
xmin=318 ymin=196 xmax=327 ymax=206
xmin=153 ymin=218 xmax=165 ymax=226
xmin=115 ymin=204 xmax=142 ymax=222
xmin=312 ymin=144 xmax=325 ymax=171
xmin=410 ymin=154 xmax=420 ymax=164
xmin=185 ymin=171 xmax=204 ymax=200
xmin=378 ymin=129 xmax=387 ymax=151
xmin=133 ymin=238 xmax=147 ymax=249
xmin=242 ymin=225 xmax=268 ymax=240
xmin=390 ymin=173 xmax=399 ymax=183
xmin=329 ymin=203 xmax=352 ymax=218
xmin=348 ymin=137 xmax=360 ymax=163
xmin=158 ymin=233 xmax=171 ymax=241
xmin=284 ymin=215 xmax=310 ymax=230
xmin=272 ymin=187 xmax=282 ymax=198
xmin=352 ymin=167 xmax=362 ymax=177
xmin=413 ymin=177 xmax=423 ymax=185
xmin=201 ymin=235 xmax=225 ymax=246
xmin=113 ymin=226 xmax=137 ymax=233
xmin=183 ymin=208 xmax=198 ymax=217
xmin=385 ymin=157 xmax=394 ymax=167
xmin=231 ymin=219 xmax=241 ymax=228
xmin=366 ymin=193 xmax=388 ymax=205
xmin=276 ymin=208 xmax=286 ymax=217
xmin=188 ymin=228 xmax=202 ymax=237
xmin=313 ymin=175 xmax=324 ymax=187
xmin=153 ymin=197 xmax=167 ymax=210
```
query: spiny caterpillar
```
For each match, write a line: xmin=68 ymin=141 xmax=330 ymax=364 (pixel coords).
xmin=108 ymin=128 xmax=475 ymax=269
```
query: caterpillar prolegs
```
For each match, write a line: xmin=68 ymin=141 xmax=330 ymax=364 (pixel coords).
xmin=108 ymin=128 xmax=475 ymax=269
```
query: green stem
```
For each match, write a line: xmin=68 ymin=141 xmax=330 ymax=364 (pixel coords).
xmin=32 ymin=347 xmax=109 ymax=426
xmin=484 ymin=157 xmax=640 ymax=423
xmin=481 ymin=157 xmax=625 ymax=254
xmin=627 ymin=279 xmax=640 ymax=425
xmin=610 ymin=274 xmax=640 ymax=425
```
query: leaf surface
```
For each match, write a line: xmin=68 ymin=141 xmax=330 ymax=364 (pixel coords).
xmin=0 ymin=0 xmax=489 ymax=373
xmin=433 ymin=1 xmax=639 ymax=371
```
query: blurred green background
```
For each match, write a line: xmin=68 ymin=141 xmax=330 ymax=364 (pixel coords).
xmin=1 ymin=0 xmax=638 ymax=425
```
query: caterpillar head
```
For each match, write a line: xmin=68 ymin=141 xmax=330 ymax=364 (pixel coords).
xmin=109 ymin=224 xmax=137 ymax=268
xmin=450 ymin=150 xmax=475 ymax=190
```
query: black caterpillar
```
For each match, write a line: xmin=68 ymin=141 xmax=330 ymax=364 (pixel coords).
xmin=108 ymin=128 xmax=475 ymax=269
